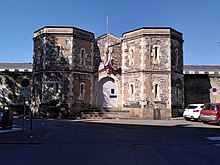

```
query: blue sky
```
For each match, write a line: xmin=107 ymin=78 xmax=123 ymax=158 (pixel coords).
xmin=0 ymin=0 xmax=220 ymax=65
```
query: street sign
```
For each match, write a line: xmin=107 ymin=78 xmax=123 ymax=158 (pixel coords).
xmin=21 ymin=78 xmax=30 ymax=87
xmin=212 ymin=87 xmax=217 ymax=93
xmin=212 ymin=87 xmax=217 ymax=96
xmin=20 ymin=87 xmax=31 ymax=98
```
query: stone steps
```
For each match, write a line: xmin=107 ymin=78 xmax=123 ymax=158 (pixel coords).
xmin=76 ymin=108 xmax=139 ymax=120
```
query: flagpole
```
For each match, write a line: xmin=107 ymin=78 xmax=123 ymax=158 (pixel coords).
xmin=105 ymin=16 xmax=110 ymax=66
xmin=106 ymin=16 xmax=109 ymax=35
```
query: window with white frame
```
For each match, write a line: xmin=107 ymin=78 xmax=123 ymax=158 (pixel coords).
xmin=153 ymin=83 xmax=160 ymax=101
xmin=129 ymin=83 xmax=135 ymax=100
xmin=152 ymin=45 xmax=160 ymax=64
xmin=80 ymin=48 xmax=86 ymax=65
xmin=129 ymin=49 xmax=135 ymax=65
xmin=154 ymin=84 xmax=158 ymax=98
xmin=79 ymin=82 xmax=85 ymax=100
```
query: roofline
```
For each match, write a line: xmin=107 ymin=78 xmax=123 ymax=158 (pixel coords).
xmin=122 ymin=27 xmax=183 ymax=36
xmin=184 ymin=64 xmax=220 ymax=67
xmin=34 ymin=26 xmax=94 ymax=35
xmin=96 ymin=33 xmax=121 ymax=41
xmin=0 ymin=62 xmax=32 ymax=64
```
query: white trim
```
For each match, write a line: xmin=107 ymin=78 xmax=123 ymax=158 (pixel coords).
xmin=198 ymin=71 xmax=205 ymax=74
xmin=19 ymin=69 xmax=25 ymax=72
xmin=189 ymin=71 xmax=195 ymax=74
xmin=209 ymin=71 xmax=215 ymax=74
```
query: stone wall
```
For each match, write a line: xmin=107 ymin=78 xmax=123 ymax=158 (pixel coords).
xmin=33 ymin=27 xmax=98 ymax=118
xmin=184 ymin=74 xmax=211 ymax=106
xmin=0 ymin=70 xmax=32 ymax=114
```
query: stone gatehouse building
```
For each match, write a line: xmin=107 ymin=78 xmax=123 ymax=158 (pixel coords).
xmin=32 ymin=26 xmax=184 ymax=119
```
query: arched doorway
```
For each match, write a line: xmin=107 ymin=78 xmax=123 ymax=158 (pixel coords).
xmin=98 ymin=77 xmax=118 ymax=108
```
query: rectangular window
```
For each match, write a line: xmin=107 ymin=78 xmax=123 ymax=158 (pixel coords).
xmin=154 ymin=47 xmax=158 ymax=60
xmin=54 ymin=82 xmax=59 ymax=95
xmin=111 ymin=89 xmax=115 ymax=94
xmin=57 ymin=46 xmax=60 ymax=57
xmin=155 ymin=84 xmax=158 ymax=98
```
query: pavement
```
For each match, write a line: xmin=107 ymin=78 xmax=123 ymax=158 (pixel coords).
xmin=0 ymin=117 xmax=44 ymax=144
xmin=0 ymin=116 xmax=214 ymax=144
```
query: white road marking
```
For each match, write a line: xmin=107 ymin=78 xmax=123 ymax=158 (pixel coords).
xmin=206 ymin=136 xmax=220 ymax=141
xmin=206 ymin=136 xmax=220 ymax=147
xmin=0 ymin=127 xmax=22 ymax=133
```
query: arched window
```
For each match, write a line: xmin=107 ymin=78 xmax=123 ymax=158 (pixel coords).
xmin=152 ymin=45 xmax=160 ymax=64
xmin=131 ymin=84 xmax=134 ymax=94
xmin=79 ymin=82 xmax=85 ymax=100
xmin=129 ymin=83 xmax=135 ymax=101
xmin=129 ymin=49 xmax=135 ymax=65
xmin=80 ymin=48 xmax=86 ymax=65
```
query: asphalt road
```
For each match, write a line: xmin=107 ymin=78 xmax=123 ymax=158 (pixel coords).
xmin=0 ymin=118 xmax=220 ymax=165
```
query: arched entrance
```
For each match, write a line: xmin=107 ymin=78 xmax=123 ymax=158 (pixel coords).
xmin=98 ymin=77 xmax=118 ymax=108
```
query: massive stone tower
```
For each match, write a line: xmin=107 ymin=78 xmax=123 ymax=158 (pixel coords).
xmin=32 ymin=26 xmax=99 ymax=117
xmin=121 ymin=28 xmax=184 ymax=119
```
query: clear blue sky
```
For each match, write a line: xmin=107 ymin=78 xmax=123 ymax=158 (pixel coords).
xmin=0 ymin=0 xmax=220 ymax=65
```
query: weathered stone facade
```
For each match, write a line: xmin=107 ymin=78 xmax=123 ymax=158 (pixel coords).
xmin=33 ymin=26 xmax=100 ymax=118
xmin=32 ymin=26 xmax=184 ymax=119
xmin=0 ymin=63 xmax=32 ymax=114
xmin=120 ymin=28 xmax=184 ymax=119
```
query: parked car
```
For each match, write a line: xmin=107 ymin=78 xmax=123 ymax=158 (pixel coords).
xmin=0 ymin=108 xmax=13 ymax=130
xmin=183 ymin=104 xmax=204 ymax=121
xmin=200 ymin=103 xmax=220 ymax=125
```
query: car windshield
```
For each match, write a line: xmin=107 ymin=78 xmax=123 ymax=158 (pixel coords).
xmin=203 ymin=104 xmax=218 ymax=110
xmin=187 ymin=106 xmax=198 ymax=109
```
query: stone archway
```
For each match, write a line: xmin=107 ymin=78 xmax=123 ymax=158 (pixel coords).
xmin=98 ymin=77 xmax=118 ymax=108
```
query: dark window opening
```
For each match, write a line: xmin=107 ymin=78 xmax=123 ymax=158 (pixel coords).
xmin=154 ymin=47 xmax=158 ymax=60
xmin=131 ymin=84 xmax=134 ymax=94
xmin=80 ymin=84 xmax=84 ymax=95
xmin=155 ymin=84 xmax=158 ymax=98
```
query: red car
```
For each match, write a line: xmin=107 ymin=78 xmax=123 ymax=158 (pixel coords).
xmin=200 ymin=103 xmax=220 ymax=125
